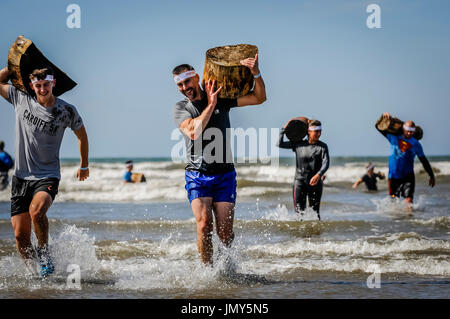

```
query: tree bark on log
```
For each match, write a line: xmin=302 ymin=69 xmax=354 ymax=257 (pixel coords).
xmin=202 ymin=44 xmax=258 ymax=99
xmin=8 ymin=35 xmax=77 ymax=97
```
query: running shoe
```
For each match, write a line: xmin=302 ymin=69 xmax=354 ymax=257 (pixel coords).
xmin=37 ymin=246 xmax=55 ymax=278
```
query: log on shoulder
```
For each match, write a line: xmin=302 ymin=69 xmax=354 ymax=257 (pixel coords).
xmin=202 ymin=44 xmax=258 ymax=99
xmin=376 ymin=115 xmax=423 ymax=140
xmin=8 ymin=35 xmax=77 ymax=96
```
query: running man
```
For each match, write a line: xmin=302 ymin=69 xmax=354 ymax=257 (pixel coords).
xmin=0 ymin=140 xmax=14 ymax=191
xmin=172 ymin=54 xmax=266 ymax=265
xmin=0 ymin=66 xmax=89 ymax=277
xmin=376 ymin=112 xmax=435 ymax=212
xmin=277 ymin=120 xmax=330 ymax=220
xmin=352 ymin=162 xmax=385 ymax=191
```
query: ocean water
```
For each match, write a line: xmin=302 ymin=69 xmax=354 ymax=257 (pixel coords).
xmin=0 ymin=157 xmax=449 ymax=299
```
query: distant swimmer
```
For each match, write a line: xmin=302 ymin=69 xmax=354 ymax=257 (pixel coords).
xmin=0 ymin=66 xmax=89 ymax=277
xmin=0 ymin=140 xmax=14 ymax=191
xmin=277 ymin=120 xmax=330 ymax=220
xmin=376 ymin=112 xmax=435 ymax=212
xmin=172 ymin=55 xmax=266 ymax=265
xmin=123 ymin=160 xmax=134 ymax=183
xmin=123 ymin=160 xmax=146 ymax=183
xmin=352 ymin=162 xmax=385 ymax=191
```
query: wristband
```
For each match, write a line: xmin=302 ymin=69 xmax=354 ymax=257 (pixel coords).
xmin=79 ymin=166 xmax=89 ymax=171
xmin=253 ymin=73 xmax=261 ymax=79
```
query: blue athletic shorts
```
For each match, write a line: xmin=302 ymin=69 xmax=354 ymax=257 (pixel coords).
xmin=185 ymin=170 xmax=237 ymax=204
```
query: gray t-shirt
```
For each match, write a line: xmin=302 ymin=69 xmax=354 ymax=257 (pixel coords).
xmin=7 ymin=86 xmax=83 ymax=180
xmin=173 ymin=96 xmax=237 ymax=175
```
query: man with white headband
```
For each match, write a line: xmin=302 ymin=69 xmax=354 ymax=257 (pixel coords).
xmin=277 ymin=119 xmax=330 ymax=220
xmin=377 ymin=112 xmax=435 ymax=212
xmin=172 ymin=55 xmax=266 ymax=266
xmin=123 ymin=160 xmax=134 ymax=183
xmin=352 ymin=162 xmax=385 ymax=191
xmin=0 ymin=66 xmax=89 ymax=277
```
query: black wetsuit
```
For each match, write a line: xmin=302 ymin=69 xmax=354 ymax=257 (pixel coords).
xmin=277 ymin=128 xmax=330 ymax=220
xmin=361 ymin=173 xmax=384 ymax=191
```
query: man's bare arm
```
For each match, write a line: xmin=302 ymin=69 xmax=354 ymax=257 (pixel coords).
xmin=0 ymin=68 xmax=11 ymax=100
xmin=179 ymin=80 xmax=221 ymax=140
xmin=352 ymin=179 xmax=363 ymax=189
xmin=237 ymin=54 xmax=267 ymax=107
xmin=74 ymin=125 xmax=89 ymax=181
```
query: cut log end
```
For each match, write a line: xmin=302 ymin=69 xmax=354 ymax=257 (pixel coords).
xmin=202 ymin=44 xmax=258 ymax=99
xmin=206 ymin=44 xmax=258 ymax=67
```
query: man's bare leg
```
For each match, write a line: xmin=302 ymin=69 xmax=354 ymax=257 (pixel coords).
xmin=405 ymin=197 xmax=413 ymax=213
xmin=190 ymin=197 xmax=214 ymax=265
xmin=29 ymin=191 xmax=53 ymax=248
xmin=11 ymin=212 xmax=33 ymax=260
xmin=213 ymin=202 xmax=235 ymax=247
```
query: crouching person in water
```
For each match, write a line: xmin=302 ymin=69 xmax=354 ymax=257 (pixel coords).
xmin=277 ymin=120 xmax=330 ymax=220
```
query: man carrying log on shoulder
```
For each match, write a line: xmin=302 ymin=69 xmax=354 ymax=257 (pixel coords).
xmin=172 ymin=54 xmax=266 ymax=266
xmin=376 ymin=112 xmax=435 ymax=212
xmin=0 ymin=66 xmax=89 ymax=277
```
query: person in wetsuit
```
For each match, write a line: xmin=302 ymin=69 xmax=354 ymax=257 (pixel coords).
xmin=277 ymin=120 xmax=330 ymax=220
xmin=376 ymin=112 xmax=435 ymax=212
xmin=352 ymin=162 xmax=385 ymax=191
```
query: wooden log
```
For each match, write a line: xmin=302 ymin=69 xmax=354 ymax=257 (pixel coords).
xmin=131 ymin=173 xmax=146 ymax=183
xmin=202 ymin=44 xmax=258 ymax=99
xmin=376 ymin=115 xmax=423 ymax=140
xmin=284 ymin=117 xmax=309 ymax=143
xmin=8 ymin=35 xmax=77 ymax=97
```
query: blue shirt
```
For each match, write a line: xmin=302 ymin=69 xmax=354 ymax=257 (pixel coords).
xmin=385 ymin=134 xmax=424 ymax=179
xmin=123 ymin=171 xmax=132 ymax=182
xmin=0 ymin=151 xmax=13 ymax=172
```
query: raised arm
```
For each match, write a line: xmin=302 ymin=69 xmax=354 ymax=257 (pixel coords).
xmin=276 ymin=128 xmax=293 ymax=149
xmin=179 ymin=80 xmax=221 ymax=140
xmin=0 ymin=68 xmax=11 ymax=100
xmin=74 ymin=125 xmax=89 ymax=181
xmin=237 ymin=54 xmax=267 ymax=107
xmin=375 ymin=112 xmax=391 ymax=137
xmin=376 ymin=171 xmax=385 ymax=180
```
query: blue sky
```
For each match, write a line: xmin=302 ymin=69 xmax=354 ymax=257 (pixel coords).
xmin=0 ymin=0 xmax=449 ymax=158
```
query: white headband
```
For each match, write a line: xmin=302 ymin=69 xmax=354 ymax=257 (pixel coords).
xmin=31 ymin=75 xmax=54 ymax=84
xmin=126 ymin=162 xmax=134 ymax=167
xmin=367 ymin=164 xmax=375 ymax=172
xmin=403 ymin=125 xmax=416 ymax=132
xmin=308 ymin=126 xmax=322 ymax=131
xmin=174 ymin=71 xmax=197 ymax=84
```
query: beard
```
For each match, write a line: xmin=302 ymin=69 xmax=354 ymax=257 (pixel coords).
xmin=183 ymin=87 xmax=198 ymax=100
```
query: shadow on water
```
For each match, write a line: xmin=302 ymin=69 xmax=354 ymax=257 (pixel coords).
xmin=217 ymin=271 xmax=450 ymax=287
xmin=32 ymin=275 xmax=117 ymax=286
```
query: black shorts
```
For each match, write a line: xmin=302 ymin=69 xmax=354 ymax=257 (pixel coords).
xmin=11 ymin=176 xmax=59 ymax=217
xmin=388 ymin=173 xmax=415 ymax=199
